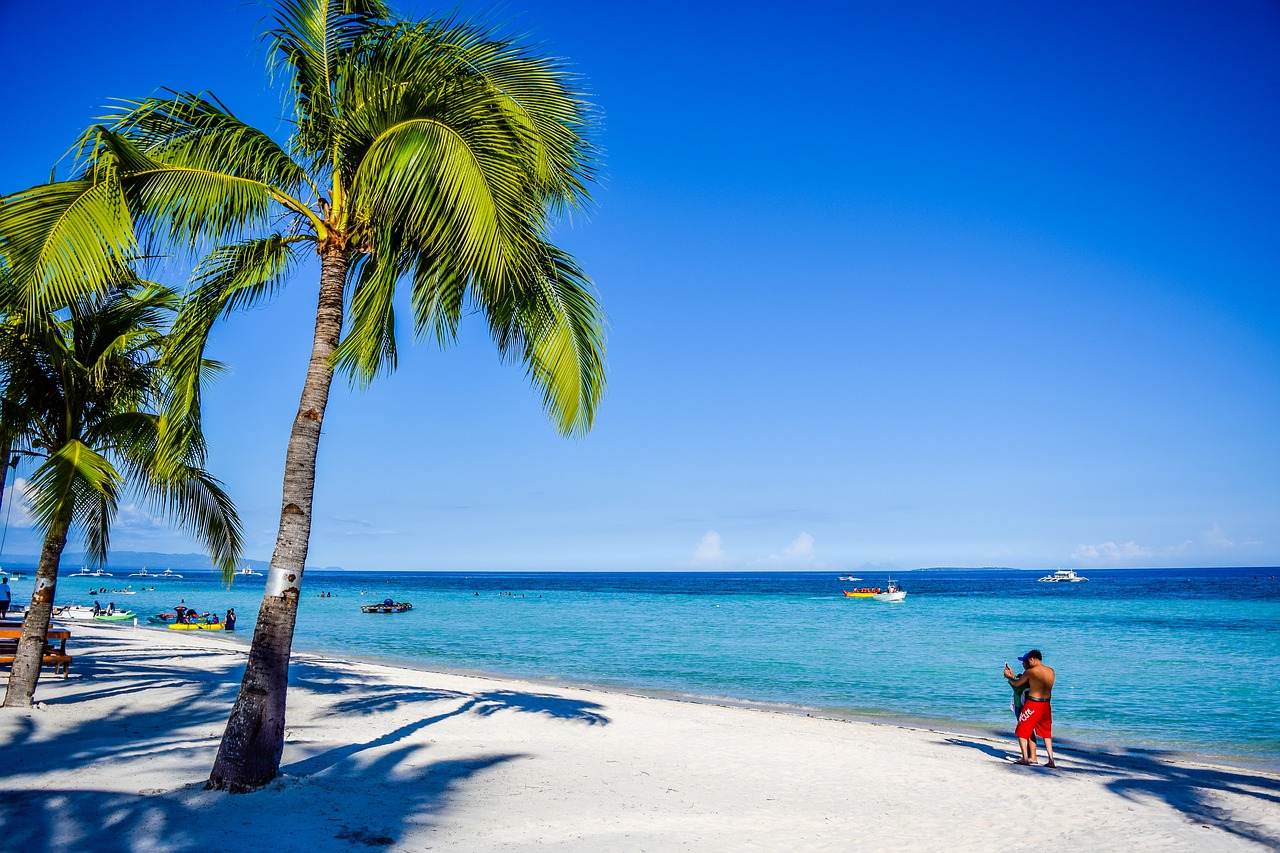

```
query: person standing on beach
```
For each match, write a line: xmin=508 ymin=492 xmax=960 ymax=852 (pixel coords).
xmin=1003 ymin=649 xmax=1056 ymax=767
xmin=1006 ymin=654 xmax=1030 ymax=721
xmin=0 ymin=578 xmax=10 ymax=619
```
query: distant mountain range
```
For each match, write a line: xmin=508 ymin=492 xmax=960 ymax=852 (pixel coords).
xmin=0 ymin=551 xmax=340 ymax=572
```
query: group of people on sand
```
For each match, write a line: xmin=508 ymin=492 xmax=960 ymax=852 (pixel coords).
xmin=1003 ymin=649 xmax=1055 ymax=768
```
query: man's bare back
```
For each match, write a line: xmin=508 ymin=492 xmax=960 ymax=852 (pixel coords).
xmin=1020 ymin=661 xmax=1054 ymax=700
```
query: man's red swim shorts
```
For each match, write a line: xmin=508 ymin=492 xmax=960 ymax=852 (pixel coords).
xmin=1015 ymin=697 xmax=1052 ymax=739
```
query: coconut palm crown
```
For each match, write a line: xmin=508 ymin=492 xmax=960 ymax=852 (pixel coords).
xmin=0 ymin=0 xmax=605 ymax=789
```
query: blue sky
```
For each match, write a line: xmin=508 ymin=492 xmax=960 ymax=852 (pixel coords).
xmin=2 ymin=1 xmax=1277 ymax=570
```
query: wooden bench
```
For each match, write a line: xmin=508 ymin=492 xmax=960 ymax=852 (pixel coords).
xmin=0 ymin=627 xmax=72 ymax=677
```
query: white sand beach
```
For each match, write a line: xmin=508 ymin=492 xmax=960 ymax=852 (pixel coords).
xmin=1 ymin=624 xmax=1277 ymax=852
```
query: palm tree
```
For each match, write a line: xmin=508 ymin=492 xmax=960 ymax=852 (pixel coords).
xmin=0 ymin=280 xmax=243 ymax=707
xmin=0 ymin=0 xmax=605 ymax=789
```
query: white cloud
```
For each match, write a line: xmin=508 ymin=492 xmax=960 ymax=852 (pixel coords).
xmin=1072 ymin=540 xmax=1153 ymax=565
xmin=0 ymin=478 xmax=34 ymax=527
xmin=783 ymin=532 xmax=815 ymax=560
xmin=1200 ymin=523 xmax=1234 ymax=549
xmin=759 ymin=532 xmax=824 ymax=568
xmin=690 ymin=530 xmax=726 ymax=568
xmin=115 ymin=503 xmax=169 ymax=533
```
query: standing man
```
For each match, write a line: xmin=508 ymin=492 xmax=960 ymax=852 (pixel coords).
xmin=1002 ymin=649 xmax=1056 ymax=767
xmin=0 ymin=577 xmax=11 ymax=619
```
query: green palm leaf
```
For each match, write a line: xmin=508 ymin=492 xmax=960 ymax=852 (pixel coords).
xmin=484 ymin=245 xmax=606 ymax=435
xmin=0 ymin=179 xmax=135 ymax=314
xmin=26 ymin=440 xmax=122 ymax=564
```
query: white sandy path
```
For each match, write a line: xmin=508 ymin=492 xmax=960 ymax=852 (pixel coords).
xmin=0 ymin=624 xmax=1277 ymax=852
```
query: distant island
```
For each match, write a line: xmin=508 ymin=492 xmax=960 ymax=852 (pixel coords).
xmin=915 ymin=566 xmax=1025 ymax=572
xmin=0 ymin=551 xmax=340 ymax=573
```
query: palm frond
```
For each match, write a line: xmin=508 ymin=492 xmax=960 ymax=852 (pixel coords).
xmin=104 ymin=91 xmax=312 ymax=200
xmin=267 ymin=0 xmax=389 ymax=168
xmin=77 ymin=127 xmax=296 ymax=255
xmin=331 ymin=239 xmax=400 ymax=385
xmin=483 ymin=244 xmax=606 ymax=436
xmin=349 ymin=115 xmax=542 ymax=286
xmin=25 ymin=440 xmax=122 ymax=560
xmin=148 ymin=466 xmax=243 ymax=580
xmin=158 ymin=235 xmax=301 ymax=474
xmin=0 ymin=179 xmax=135 ymax=314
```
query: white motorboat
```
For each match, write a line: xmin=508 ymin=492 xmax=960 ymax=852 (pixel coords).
xmin=843 ymin=577 xmax=908 ymax=602
xmin=874 ymin=577 xmax=907 ymax=602
xmin=155 ymin=569 xmax=183 ymax=579
xmin=1038 ymin=569 xmax=1088 ymax=583
xmin=128 ymin=568 xmax=153 ymax=577
xmin=69 ymin=568 xmax=113 ymax=577
xmin=838 ymin=575 xmax=862 ymax=582
xmin=234 ymin=566 xmax=264 ymax=577
xmin=53 ymin=604 xmax=135 ymax=621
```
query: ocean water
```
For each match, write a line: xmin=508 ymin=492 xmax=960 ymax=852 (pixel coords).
xmin=38 ymin=566 xmax=1280 ymax=766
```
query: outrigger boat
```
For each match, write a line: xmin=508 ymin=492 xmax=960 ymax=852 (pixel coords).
xmin=361 ymin=600 xmax=413 ymax=614
xmin=842 ymin=577 xmax=907 ymax=602
xmin=129 ymin=567 xmax=185 ymax=579
xmin=1038 ymin=569 xmax=1088 ymax=583
xmin=168 ymin=621 xmax=224 ymax=631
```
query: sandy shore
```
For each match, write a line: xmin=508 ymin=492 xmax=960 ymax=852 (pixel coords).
xmin=1 ymin=624 xmax=1277 ymax=852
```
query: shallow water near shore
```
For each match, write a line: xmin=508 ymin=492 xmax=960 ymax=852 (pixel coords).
xmin=38 ymin=565 xmax=1280 ymax=767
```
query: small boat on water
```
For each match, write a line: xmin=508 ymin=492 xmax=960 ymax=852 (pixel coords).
xmin=843 ymin=577 xmax=907 ymax=602
xmin=69 ymin=568 xmax=113 ymax=577
xmin=129 ymin=568 xmax=183 ymax=579
xmin=361 ymin=600 xmax=413 ymax=614
xmin=94 ymin=611 xmax=135 ymax=622
xmin=838 ymin=575 xmax=862 ymax=582
xmin=168 ymin=622 xmax=224 ymax=631
xmin=1038 ymin=569 xmax=1088 ymax=583
xmin=53 ymin=604 xmax=134 ymax=620
xmin=234 ymin=566 xmax=264 ymax=577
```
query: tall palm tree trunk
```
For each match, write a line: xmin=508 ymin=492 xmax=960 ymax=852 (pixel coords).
xmin=207 ymin=248 xmax=348 ymax=792
xmin=3 ymin=511 xmax=71 ymax=707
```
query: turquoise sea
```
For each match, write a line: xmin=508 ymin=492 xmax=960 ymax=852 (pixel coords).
xmin=35 ymin=566 xmax=1280 ymax=768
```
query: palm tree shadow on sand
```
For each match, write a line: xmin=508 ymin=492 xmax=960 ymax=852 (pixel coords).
xmin=0 ymin=651 xmax=611 ymax=851
xmin=0 ymin=750 xmax=525 ymax=853
xmin=942 ymin=737 xmax=1280 ymax=848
